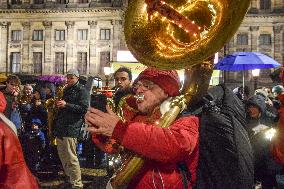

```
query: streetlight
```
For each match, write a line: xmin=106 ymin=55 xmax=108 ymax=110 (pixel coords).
xmin=252 ymin=69 xmax=260 ymax=91
xmin=103 ymin=66 xmax=113 ymax=87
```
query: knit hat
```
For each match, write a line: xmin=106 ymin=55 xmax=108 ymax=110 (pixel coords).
xmin=272 ymin=85 xmax=284 ymax=95
xmin=134 ymin=67 xmax=180 ymax=97
xmin=67 ymin=68 xmax=80 ymax=78
xmin=31 ymin=118 xmax=42 ymax=127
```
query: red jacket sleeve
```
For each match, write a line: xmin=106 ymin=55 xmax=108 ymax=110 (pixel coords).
xmin=112 ymin=116 xmax=199 ymax=163
xmin=271 ymin=99 xmax=284 ymax=164
xmin=0 ymin=92 xmax=6 ymax=113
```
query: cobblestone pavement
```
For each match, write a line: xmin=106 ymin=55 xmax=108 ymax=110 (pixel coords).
xmin=38 ymin=168 xmax=109 ymax=189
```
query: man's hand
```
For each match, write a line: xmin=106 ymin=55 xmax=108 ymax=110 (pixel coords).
xmin=85 ymin=106 xmax=120 ymax=137
xmin=12 ymin=87 xmax=20 ymax=97
xmin=56 ymin=100 xmax=66 ymax=108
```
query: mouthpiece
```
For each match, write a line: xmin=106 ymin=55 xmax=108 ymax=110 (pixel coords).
xmin=134 ymin=94 xmax=144 ymax=103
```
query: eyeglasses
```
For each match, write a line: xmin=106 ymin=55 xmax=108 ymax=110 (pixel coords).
xmin=133 ymin=81 xmax=156 ymax=91
xmin=67 ymin=76 xmax=77 ymax=80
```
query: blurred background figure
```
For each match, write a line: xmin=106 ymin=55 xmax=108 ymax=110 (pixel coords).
xmin=113 ymin=67 xmax=133 ymax=111
xmin=254 ymin=88 xmax=279 ymax=128
xmin=233 ymin=85 xmax=250 ymax=101
xmin=22 ymin=118 xmax=46 ymax=175
xmin=18 ymin=84 xmax=34 ymax=132
xmin=1 ymin=75 xmax=23 ymax=134
xmin=245 ymin=95 xmax=282 ymax=189
xmin=271 ymin=84 xmax=284 ymax=166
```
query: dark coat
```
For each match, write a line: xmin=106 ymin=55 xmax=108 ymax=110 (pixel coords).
xmin=53 ymin=82 xmax=89 ymax=138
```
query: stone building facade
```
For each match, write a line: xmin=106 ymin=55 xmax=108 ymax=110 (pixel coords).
xmin=222 ymin=0 xmax=284 ymax=88
xmin=0 ymin=0 xmax=127 ymax=76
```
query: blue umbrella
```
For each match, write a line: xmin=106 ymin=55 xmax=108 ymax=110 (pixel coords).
xmin=214 ymin=52 xmax=281 ymax=89
xmin=214 ymin=52 xmax=281 ymax=71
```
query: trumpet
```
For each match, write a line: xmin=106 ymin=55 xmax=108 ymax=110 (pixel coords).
xmin=17 ymin=93 xmax=33 ymax=105
xmin=92 ymin=86 xmax=115 ymax=94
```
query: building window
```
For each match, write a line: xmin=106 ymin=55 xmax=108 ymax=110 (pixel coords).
xmin=55 ymin=30 xmax=65 ymax=41
xmin=260 ymin=0 xmax=271 ymax=10
xmin=11 ymin=30 xmax=22 ymax=41
xmin=33 ymin=52 xmax=42 ymax=74
xmin=11 ymin=0 xmax=22 ymax=4
xmin=55 ymin=52 xmax=65 ymax=74
xmin=100 ymin=29 xmax=110 ymax=40
xmin=236 ymin=34 xmax=248 ymax=45
xmin=77 ymin=29 xmax=88 ymax=40
xmin=10 ymin=52 xmax=21 ymax=73
xmin=33 ymin=30 xmax=43 ymax=41
xmin=77 ymin=52 xmax=87 ymax=74
xmin=78 ymin=0 xmax=88 ymax=3
xmin=56 ymin=0 xmax=66 ymax=3
xmin=259 ymin=34 xmax=271 ymax=45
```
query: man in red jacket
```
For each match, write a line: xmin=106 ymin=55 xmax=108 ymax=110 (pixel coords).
xmin=0 ymin=91 xmax=39 ymax=189
xmin=85 ymin=68 xmax=199 ymax=189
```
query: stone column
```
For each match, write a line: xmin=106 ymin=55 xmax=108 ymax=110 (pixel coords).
xmin=66 ymin=0 xmax=77 ymax=8
xmin=88 ymin=21 xmax=97 ymax=74
xmin=43 ymin=21 xmax=52 ymax=74
xmin=65 ymin=21 xmax=75 ymax=71
xmin=249 ymin=26 xmax=259 ymax=52
xmin=273 ymin=26 xmax=283 ymax=64
xmin=21 ymin=21 xmax=31 ymax=73
xmin=89 ymin=0 xmax=97 ymax=7
xmin=111 ymin=20 xmax=121 ymax=62
xmin=0 ymin=22 xmax=9 ymax=73
xmin=22 ymin=0 xmax=31 ymax=8
xmin=45 ymin=0 xmax=55 ymax=8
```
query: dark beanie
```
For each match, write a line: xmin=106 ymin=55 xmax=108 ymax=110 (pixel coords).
xmin=246 ymin=95 xmax=266 ymax=114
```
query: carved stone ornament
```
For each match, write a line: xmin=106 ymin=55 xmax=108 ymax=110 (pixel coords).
xmin=65 ymin=21 xmax=75 ymax=28
xmin=88 ymin=21 xmax=97 ymax=28
xmin=249 ymin=26 xmax=259 ymax=31
xmin=0 ymin=22 xmax=10 ymax=28
xmin=43 ymin=21 xmax=52 ymax=28
xmin=21 ymin=22 xmax=31 ymax=28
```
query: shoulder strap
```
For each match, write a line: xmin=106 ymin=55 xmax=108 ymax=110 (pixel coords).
xmin=0 ymin=113 xmax=18 ymax=135
xmin=177 ymin=161 xmax=190 ymax=189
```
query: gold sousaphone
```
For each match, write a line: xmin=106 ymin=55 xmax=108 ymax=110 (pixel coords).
xmin=111 ymin=0 xmax=251 ymax=188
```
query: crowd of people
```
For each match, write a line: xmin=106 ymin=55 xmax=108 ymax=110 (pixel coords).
xmin=1 ymin=66 xmax=284 ymax=189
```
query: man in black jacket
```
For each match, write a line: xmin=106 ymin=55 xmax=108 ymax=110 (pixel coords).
xmin=245 ymin=95 xmax=282 ymax=189
xmin=54 ymin=69 xmax=89 ymax=189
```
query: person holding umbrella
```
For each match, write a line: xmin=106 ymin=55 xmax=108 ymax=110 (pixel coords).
xmin=214 ymin=52 xmax=282 ymax=95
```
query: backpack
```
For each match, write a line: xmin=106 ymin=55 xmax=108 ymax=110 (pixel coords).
xmin=181 ymin=84 xmax=254 ymax=189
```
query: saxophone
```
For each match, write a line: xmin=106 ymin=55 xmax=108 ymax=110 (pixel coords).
xmin=45 ymin=85 xmax=65 ymax=145
xmin=110 ymin=0 xmax=251 ymax=188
